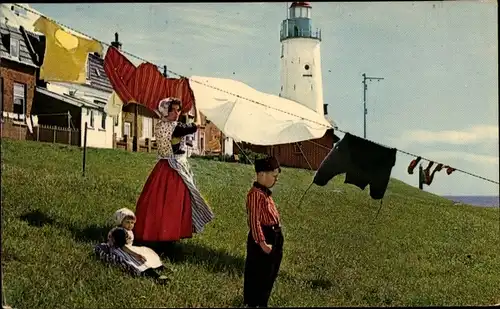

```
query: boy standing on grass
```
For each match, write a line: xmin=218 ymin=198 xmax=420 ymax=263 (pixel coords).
xmin=243 ymin=156 xmax=283 ymax=308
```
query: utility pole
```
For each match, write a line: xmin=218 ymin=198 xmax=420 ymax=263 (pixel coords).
xmin=362 ymin=73 xmax=384 ymax=139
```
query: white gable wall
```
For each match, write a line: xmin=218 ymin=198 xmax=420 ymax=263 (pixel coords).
xmin=80 ymin=107 xmax=114 ymax=149
xmin=46 ymin=82 xmax=118 ymax=149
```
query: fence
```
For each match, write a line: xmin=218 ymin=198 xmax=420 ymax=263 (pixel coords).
xmin=33 ymin=124 xmax=81 ymax=146
xmin=1 ymin=118 xmax=80 ymax=146
xmin=114 ymin=134 xmax=158 ymax=153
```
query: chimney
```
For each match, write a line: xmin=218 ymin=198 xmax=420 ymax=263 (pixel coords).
xmin=111 ymin=32 xmax=122 ymax=50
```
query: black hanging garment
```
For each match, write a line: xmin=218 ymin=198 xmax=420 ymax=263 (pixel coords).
xmin=313 ymin=133 xmax=397 ymax=200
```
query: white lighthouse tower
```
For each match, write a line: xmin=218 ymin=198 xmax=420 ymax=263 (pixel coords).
xmin=279 ymin=2 xmax=327 ymax=117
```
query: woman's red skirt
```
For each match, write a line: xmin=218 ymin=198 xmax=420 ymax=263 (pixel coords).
xmin=134 ymin=160 xmax=193 ymax=242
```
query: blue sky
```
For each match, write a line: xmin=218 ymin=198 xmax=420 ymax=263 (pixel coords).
xmin=24 ymin=2 xmax=499 ymax=195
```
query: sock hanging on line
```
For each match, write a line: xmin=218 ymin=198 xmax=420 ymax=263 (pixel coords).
xmin=423 ymin=161 xmax=434 ymax=185
xmin=426 ymin=163 xmax=444 ymax=186
xmin=444 ymin=165 xmax=456 ymax=175
xmin=407 ymin=156 xmax=422 ymax=175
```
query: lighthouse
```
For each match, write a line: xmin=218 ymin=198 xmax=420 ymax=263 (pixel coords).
xmin=279 ymin=2 xmax=327 ymax=117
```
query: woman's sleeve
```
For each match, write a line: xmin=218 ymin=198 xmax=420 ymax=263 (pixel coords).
xmin=172 ymin=123 xmax=197 ymax=137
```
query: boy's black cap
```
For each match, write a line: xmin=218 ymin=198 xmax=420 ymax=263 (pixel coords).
xmin=255 ymin=156 xmax=281 ymax=173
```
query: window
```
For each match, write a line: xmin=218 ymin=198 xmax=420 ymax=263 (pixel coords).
xmin=124 ymin=121 xmax=131 ymax=137
xmin=13 ymin=82 xmax=26 ymax=120
xmin=90 ymin=110 xmax=95 ymax=128
xmin=142 ymin=117 xmax=153 ymax=139
xmin=101 ymin=112 xmax=106 ymax=129
xmin=10 ymin=38 xmax=20 ymax=58
xmin=12 ymin=5 xmax=27 ymax=17
xmin=323 ymin=104 xmax=328 ymax=115
xmin=304 ymin=64 xmax=310 ymax=70
xmin=200 ymin=132 xmax=205 ymax=153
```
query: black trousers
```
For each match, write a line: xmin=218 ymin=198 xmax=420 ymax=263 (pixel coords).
xmin=243 ymin=225 xmax=284 ymax=308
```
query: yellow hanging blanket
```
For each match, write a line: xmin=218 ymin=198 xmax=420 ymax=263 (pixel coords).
xmin=34 ymin=16 xmax=103 ymax=83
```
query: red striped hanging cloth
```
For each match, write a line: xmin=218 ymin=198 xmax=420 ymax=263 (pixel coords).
xmin=130 ymin=63 xmax=195 ymax=114
xmin=103 ymin=46 xmax=137 ymax=104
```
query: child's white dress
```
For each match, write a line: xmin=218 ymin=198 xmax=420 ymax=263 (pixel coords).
xmin=107 ymin=227 xmax=163 ymax=273
xmin=124 ymin=230 xmax=163 ymax=269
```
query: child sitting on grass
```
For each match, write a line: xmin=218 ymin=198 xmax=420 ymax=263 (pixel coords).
xmin=96 ymin=208 xmax=171 ymax=284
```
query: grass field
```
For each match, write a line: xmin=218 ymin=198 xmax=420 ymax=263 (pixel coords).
xmin=1 ymin=139 xmax=499 ymax=308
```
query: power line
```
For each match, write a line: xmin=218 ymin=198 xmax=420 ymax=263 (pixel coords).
xmin=12 ymin=4 xmax=500 ymax=186
xmin=13 ymin=4 xmax=333 ymax=130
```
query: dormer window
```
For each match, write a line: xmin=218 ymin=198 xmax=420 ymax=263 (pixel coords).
xmin=11 ymin=5 xmax=27 ymax=17
xmin=10 ymin=38 xmax=20 ymax=58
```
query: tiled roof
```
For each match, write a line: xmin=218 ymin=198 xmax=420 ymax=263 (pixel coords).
xmin=87 ymin=53 xmax=113 ymax=93
xmin=0 ymin=22 xmax=43 ymax=67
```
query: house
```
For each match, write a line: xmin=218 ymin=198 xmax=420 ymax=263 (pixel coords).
xmin=1 ymin=3 xmax=225 ymax=154
xmin=0 ymin=13 xmax=40 ymax=140
xmin=234 ymin=129 xmax=339 ymax=170
xmin=0 ymin=3 xmax=115 ymax=148
xmin=35 ymin=49 xmax=118 ymax=149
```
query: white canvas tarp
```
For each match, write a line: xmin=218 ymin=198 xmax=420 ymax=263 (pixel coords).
xmin=189 ymin=76 xmax=333 ymax=146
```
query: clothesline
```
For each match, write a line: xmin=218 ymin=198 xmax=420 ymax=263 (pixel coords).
xmin=13 ymin=4 xmax=500 ymax=186
xmin=306 ymin=139 xmax=499 ymax=185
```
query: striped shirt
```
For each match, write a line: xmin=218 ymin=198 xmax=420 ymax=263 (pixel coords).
xmin=246 ymin=182 xmax=280 ymax=243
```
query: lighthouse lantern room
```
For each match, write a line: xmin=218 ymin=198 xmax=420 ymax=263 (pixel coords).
xmin=279 ymin=2 xmax=326 ymax=116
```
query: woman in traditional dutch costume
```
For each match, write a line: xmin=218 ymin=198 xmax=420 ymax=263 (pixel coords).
xmin=134 ymin=98 xmax=214 ymax=244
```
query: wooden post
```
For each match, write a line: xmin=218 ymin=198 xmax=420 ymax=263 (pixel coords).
xmin=36 ymin=126 xmax=40 ymax=141
xmin=113 ymin=133 xmax=117 ymax=149
xmin=221 ymin=132 xmax=225 ymax=160
xmin=53 ymin=126 xmax=56 ymax=143
xmin=124 ymin=135 xmax=132 ymax=151
xmin=418 ymin=164 xmax=424 ymax=190
xmin=68 ymin=111 xmax=71 ymax=145
xmin=133 ymin=105 xmax=138 ymax=152
xmin=82 ymin=122 xmax=88 ymax=177
xmin=146 ymin=138 xmax=151 ymax=152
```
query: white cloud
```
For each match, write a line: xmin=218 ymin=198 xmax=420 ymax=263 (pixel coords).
xmin=419 ymin=150 xmax=499 ymax=165
xmin=398 ymin=125 xmax=498 ymax=145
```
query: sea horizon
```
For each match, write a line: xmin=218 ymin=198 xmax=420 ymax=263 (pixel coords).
xmin=442 ymin=195 xmax=499 ymax=208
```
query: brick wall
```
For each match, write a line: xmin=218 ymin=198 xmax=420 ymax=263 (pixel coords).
xmin=0 ymin=117 xmax=32 ymax=140
xmin=0 ymin=59 xmax=36 ymax=117
xmin=234 ymin=130 xmax=337 ymax=170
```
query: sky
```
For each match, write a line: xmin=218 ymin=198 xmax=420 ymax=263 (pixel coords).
xmin=9 ymin=2 xmax=500 ymax=195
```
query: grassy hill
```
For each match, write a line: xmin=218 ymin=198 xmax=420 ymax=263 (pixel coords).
xmin=1 ymin=139 xmax=499 ymax=308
